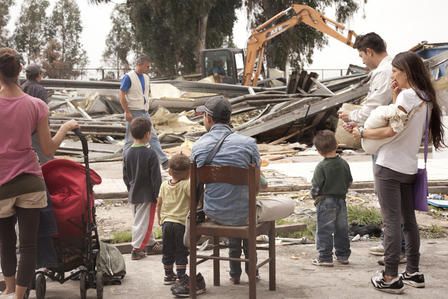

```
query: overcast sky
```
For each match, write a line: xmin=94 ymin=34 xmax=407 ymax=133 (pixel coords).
xmin=7 ymin=0 xmax=448 ymax=71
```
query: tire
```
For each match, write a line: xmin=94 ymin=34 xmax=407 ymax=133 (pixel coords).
xmin=80 ymin=271 xmax=87 ymax=299
xmin=96 ymin=271 xmax=104 ymax=299
xmin=36 ymin=273 xmax=47 ymax=299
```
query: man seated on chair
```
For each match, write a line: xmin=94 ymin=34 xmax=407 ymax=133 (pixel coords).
xmin=191 ymin=96 xmax=295 ymax=285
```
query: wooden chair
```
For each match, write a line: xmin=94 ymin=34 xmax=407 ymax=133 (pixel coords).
xmin=189 ymin=162 xmax=276 ymax=299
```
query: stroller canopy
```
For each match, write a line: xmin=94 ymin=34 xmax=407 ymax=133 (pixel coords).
xmin=42 ymin=159 xmax=102 ymax=238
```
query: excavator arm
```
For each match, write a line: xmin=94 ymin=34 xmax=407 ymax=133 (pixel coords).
xmin=243 ymin=4 xmax=358 ymax=86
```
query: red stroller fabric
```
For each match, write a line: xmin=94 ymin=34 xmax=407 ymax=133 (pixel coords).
xmin=42 ymin=159 xmax=102 ymax=238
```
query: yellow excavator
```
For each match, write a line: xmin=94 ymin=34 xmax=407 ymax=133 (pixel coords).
xmin=200 ymin=4 xmax=358 ymax=86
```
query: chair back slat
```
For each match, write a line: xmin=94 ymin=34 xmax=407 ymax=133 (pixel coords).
xmin=196 ymin=165 xmax=250 ymax=185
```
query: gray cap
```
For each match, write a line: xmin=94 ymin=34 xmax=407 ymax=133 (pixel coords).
xmin=196 ymin=96 xmax=232 ymax=122
xmin=25 ymin=63 xmax=45 ymax=76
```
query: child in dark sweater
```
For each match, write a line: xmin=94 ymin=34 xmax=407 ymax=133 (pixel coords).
xmin=311 ymin=130 xmax=353 ymax=267
xmin=123 ymin=117 xmax=162 ymax=260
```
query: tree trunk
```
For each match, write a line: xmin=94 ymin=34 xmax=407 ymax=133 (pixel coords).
xmin=196 ymin=13 xmax=209 ymax=73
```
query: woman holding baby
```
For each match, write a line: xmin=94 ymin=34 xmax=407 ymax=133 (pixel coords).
xmin=352 ymin=51 xmax=445 ymax=294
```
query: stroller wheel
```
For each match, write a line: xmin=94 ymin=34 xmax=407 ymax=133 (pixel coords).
xmin=96 ymin=271 xmax=104 ymax=299
xmin=36 ymin=273 xmax=47 ymax=299
xmin=80 ymin=271 xmax=87 ymax=299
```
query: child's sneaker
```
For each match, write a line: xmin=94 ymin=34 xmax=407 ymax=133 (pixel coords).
xmin=400 ymin=271 xmax=425 ymax=288
xmin=146 ymin=242 xmax=163 ymax=255
xmin=164 ymin=273 xmax=177 ymax=285
xmin=170 ymin=274 xmax=189 ymax=291
xmin=371 ymin=270 xmax=404 ymax=294
xmin=312 ymin=258 xmax=334 ymax=267
xmin=131 ymin=249 xmax=146 ymax=260
xmin=171 ymin=273 xmax=206 ymax=297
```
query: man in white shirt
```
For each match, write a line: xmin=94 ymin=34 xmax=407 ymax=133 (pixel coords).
xmin=340 ymin=33 xmax=406 ymax=263
xmin=119 ymin=55 xmax=169 ymax=170
xmin=339 ymin=32 xmax=392 ymax=125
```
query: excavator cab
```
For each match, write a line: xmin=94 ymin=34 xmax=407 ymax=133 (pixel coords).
xmin=201 ymin=48 xmax=245 ymax=84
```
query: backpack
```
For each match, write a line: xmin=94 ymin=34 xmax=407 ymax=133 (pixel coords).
xmin=96 ymin=241 xmax=126 ymax=285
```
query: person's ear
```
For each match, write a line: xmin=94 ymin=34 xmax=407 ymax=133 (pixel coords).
xmin=366 ymin=48 xmax=374 ymax=57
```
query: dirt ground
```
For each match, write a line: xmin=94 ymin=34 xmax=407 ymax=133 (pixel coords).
xmin=25 ymin=238 xmax=448 ymax=299
xmin=82 ymin=154 xmax=448 ymax=299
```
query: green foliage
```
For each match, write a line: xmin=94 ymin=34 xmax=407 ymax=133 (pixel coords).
xmin=128 ymin=0 xmax=241 ymax=76
xmin=109 ymin=227 xmax=162 ymax=243
xmin=0 ymin=0 xmax=14 ymax=46
xmin=250 ymin=0 xmax=358 ymax=70
xmin=13 ymin=0 xmax=49 ymax=64
xmin=95 ymin=0 xmax=356 ymax=76
xmin=347 ymin=205 xmax=382 ymax=226
xmin=420 ymin=224 xmax=447 ymax=239
xmin=110 ymin=230 xmax=132 ymax=244
xmin=44 ymin=0 xmax=87 ymax=78
xmin=103 ymin=4 xmax=136 ymax=71
xmin=275 ymin=218 xmax=316 ymax=240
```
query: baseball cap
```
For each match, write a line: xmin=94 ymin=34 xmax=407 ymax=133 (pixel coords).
xmin=25 ymin=63 xmax=45 ymax=76
xmin=196 ymin=96 xmax=232 ymax=122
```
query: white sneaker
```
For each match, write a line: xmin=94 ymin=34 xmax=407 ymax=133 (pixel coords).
xmin=369 ymin=244 xmax=384 ymax=256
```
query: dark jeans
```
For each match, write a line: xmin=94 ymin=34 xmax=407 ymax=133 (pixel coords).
xmin=316 ymin=197 xmax=351 ymax=262
xmin=228 ymin=238 xmax=259 ymax=278
xmin=161 ymin=222 xmax=189 ymax=266
xmin=0 ymin=207 xmax=40 ymax=287
xmin=374 ymin=165 xmax=420 ymax=277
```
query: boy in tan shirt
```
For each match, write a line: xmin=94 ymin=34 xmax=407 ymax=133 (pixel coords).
xmin=157 ymin=154 xmax=191 ymax=285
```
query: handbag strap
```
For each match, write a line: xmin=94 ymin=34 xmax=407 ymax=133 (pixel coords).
xmin=204 ymin=130 xmax=233 ymax=165
xmin=423 ymin=103 xmax=429 ymax=168
xmin=194 ymin=128 xmax=233 ymax=213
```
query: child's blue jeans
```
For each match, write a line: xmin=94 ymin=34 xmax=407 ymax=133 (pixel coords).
xmin=316 ymin=197 xmax=351 ymax=262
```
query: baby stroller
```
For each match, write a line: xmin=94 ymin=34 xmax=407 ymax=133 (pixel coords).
xmin=25 ymin=129 xmax=104 ymax=299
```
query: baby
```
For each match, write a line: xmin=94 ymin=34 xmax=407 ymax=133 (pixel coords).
xmin=361 ymin=103 xmax=409 ymax=154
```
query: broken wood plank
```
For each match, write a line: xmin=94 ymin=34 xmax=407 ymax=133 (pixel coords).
xmin=238 ymin=84 xmax=369 ymax=137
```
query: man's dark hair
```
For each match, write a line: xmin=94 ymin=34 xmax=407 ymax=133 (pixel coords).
xmin=313 ymin=130 xmax=337 ymax=154
xmin=136 ymin=55 xmax=150 ymax=65
xmin=130 ymin=117 xmax=152 ymax=139
xmin=168 ymin=154 xmax=190 ymax=180
xmin=353 ymin=32 xmax=387 ymax=53
xmin=26 ymin=72 xmax=38 ymax=81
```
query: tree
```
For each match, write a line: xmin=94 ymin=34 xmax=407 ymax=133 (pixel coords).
xmin=13 ymin=0 xmax=50 ymax=64
xmin=91 ymin=0 xmax=241 ymax=76
xmin=248 ymin=0 xmax=358 ymax=70
xmin=0 ymin=0 xmax=14 ymax=47
xmin=129 ymin=0 xmax=242 ymax=76
xmin=102 ymin=4 xmax=137 ymax=73
xmin=46 ymin=0 xmax=87 ymax=78
xmin=91 ymin=0 xmax=357 ymax=76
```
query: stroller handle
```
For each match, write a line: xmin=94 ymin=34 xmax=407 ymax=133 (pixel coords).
xmin=73 ymin=128 xmax=89 ymax=157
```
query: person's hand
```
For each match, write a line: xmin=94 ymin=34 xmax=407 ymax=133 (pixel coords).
xmin=391 ymin=79 xmax=401 ymax=102
xmin=124 ymin=111 xmax=133 ymax=122
xmin=62 ymin=119 xmax=79 ymax=133
xmin=352 ymin=126 xmax=361 ymax=139
xmin=342 ymin=121 xmax=357 ymax=133
xmin=338 ymin=111 xmax=350 ymax=123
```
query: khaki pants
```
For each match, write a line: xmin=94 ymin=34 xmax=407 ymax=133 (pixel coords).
xmin=184 ymin=197 xmax=295 ymax=247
